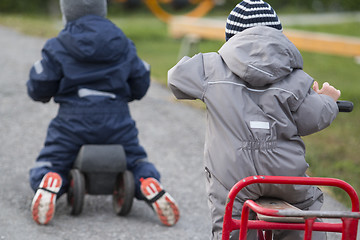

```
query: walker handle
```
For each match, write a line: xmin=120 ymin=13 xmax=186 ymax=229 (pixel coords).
xmin=337 ymin=101 xmax=353 ymax=112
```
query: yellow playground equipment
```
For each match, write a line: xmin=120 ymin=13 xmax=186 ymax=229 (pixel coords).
xmin=113 ymin=0 xmax=216 ymax=22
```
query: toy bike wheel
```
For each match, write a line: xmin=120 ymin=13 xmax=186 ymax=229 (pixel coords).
xmin=113 ymin=170 xmax=135 ymax=216
xmin=67 ymin=169 xmax=85 ymax=215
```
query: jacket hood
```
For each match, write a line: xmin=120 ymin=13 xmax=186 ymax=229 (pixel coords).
xmin=58 ymin=15 xmax=128 ymax=62
xmin=218 ymin=26 xmax=303 ymax=87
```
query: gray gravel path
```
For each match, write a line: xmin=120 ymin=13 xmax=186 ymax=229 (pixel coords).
xmin=0 ymin=25 xmax=356 ymax=240
xmin=0 ymin=25 xmax=210 ymax=240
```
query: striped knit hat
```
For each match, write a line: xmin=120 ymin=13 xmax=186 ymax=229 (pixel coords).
xmin=225 ymin=0 xmax=282 ymax=41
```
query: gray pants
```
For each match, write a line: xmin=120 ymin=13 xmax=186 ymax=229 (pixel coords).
xmin=205 ymin=171 xmax=327 ymax=240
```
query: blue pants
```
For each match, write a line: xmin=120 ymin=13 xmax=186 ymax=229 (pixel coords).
xmin=29 ymin=106 xmax=160 ymax=199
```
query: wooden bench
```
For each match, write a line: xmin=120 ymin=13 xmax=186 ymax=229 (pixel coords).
xmin=169 ymin=16 xmax=360 ymax=58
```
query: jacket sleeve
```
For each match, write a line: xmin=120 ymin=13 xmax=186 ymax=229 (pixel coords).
xmin=167 ymin=53 xmax=206 ymax=100
xmin=26 ymin=43 xmax=62 ymax=103
xmin=293 ymin=89 xmax=339 ymax=136
xmin=127 ymin=40 xmax=150 ymax=101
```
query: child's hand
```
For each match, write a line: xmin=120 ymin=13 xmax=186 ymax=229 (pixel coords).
xmin=313 ymin=81 xmax=341 ymax=101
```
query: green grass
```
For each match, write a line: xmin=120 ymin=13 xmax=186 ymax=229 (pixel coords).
xmin=112 ymin=16 xmax=181 ymax=81
xmin=0 ymin=13 xmax=62 ymax=37
xmin=287 ymin=22 xmax=360 ymax=37
xmin=1 ymin=13 xmax=360 ymax=207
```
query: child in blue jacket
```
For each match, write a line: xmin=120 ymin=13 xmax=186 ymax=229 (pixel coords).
xmin=27 ymin=0 xmax=179 ymax=226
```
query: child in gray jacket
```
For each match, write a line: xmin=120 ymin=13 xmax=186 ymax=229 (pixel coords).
xmin=168 ymin=0 xmax=340 ymax=239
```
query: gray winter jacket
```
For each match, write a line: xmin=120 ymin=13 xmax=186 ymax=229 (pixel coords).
xmin=168 ymin=26 xmax=338 ymax=201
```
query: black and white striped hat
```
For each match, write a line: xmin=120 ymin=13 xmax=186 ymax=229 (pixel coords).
xmin=225 ymin=0 xmax=282 ymax=41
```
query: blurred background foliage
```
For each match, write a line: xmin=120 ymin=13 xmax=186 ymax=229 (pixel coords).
xmin=1 ymin=0 xmax=360 ymax=15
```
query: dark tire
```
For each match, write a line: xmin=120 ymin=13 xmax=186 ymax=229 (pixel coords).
xmin=113 ymin=170 xmax=135 ymax=216
xmin=67 ymin=169 xmax=85 ymax=215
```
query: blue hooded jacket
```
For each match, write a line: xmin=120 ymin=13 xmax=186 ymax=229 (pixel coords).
xmin=27 ymin=15 xmax=150 ymax=110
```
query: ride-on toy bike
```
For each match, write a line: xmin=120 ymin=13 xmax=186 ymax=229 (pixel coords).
xmin=67 ymin=144 xmax=135 ymax=216
xmin=222 ymin=175 xmax=360 ymax=240
xmin=222 ymin=101 xmax=360 ymax=240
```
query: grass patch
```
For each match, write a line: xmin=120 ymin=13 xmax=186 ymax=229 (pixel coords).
xmin=0 ymin=13 xmax=61 ymax=37
xmin=111 ymin=16 xmax=181 ymax=81
xmin=1 ymin=13 xmax=360 ymax=207
xmin=287 ymin=22 xmax=360 ymax=37
xmin=301 ymin=52 xmax=360 ymax=101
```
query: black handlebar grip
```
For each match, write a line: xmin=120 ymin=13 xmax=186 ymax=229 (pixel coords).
xmin=337 ymin=100 xmax=353 ymax=112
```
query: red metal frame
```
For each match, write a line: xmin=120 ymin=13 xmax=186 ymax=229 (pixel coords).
xmin=221 ymin=175 xmax=360 ymax=240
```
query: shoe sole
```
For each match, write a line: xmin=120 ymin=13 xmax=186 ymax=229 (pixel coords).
xmin=31 ymin=172 xmax=62 ymax=225
xmin=141 ymin=178 xmax=180 ymax=226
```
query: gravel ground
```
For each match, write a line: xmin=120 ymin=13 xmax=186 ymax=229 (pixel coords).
xmin=0 ymin=25 xmax=356 ymax=240
xmin=0 ymin=25 xmax=210 ymax=240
